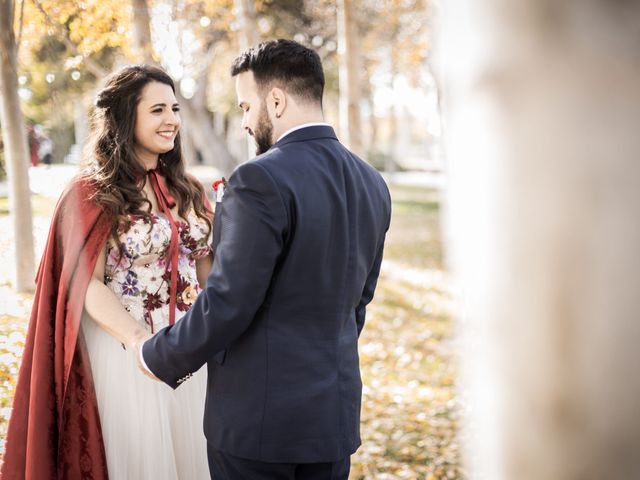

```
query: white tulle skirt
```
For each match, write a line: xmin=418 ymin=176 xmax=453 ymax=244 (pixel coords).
xmin=80 ymin=312 xmax=210 ymax=479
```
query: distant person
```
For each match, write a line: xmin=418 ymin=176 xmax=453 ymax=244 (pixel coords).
xmin=140 ymin=39 xmax=392 ymax=479
xmin=26 ymin=123 xmax=39 ymax=166
xmin=36 ymin=128 xmax=53 ymax=167
xmin=2 ymin=65 xmax=212 ymax=479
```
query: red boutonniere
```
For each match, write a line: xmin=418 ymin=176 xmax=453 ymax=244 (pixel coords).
xmin=212 ymin=177 xmax=227 ymax=202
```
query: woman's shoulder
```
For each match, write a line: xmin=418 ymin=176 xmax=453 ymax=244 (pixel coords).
xmin=56 ymin=174 xmax=103 ymax=214
xmin=62 ymin=173 xmax=96 ymax=195
xmin=44 ymin=174 xmax=110 ymax=260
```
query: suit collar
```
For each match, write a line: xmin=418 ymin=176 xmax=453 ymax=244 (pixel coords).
xmin=272 ymin=125 xmax=338 ymax=148
xmin=276 ymin=122 xmax=332 ymax=142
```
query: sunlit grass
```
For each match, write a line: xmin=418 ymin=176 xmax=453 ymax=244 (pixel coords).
xmin=0 ymin=195 xmax=56 ymax=217
xmin=350 ymin=185 xmax=461 ymax=479
xmin=385 ymin=186 xmax=443 ymax=271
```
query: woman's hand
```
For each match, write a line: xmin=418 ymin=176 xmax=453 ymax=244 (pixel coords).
xmin=134 ymin=334 xmax=160 ymax=381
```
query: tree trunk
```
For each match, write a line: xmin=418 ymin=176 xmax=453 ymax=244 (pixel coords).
xmin=74 ymin=97 xmax=88 ymax=146
xmin=438 ymin=1 xmax=640 ymax=479
xmin=177 ymin=80 xmax=238 ymax=173
xmin=386 ymin=53 xmax=398 ymax=173
xmin=233 ymin=0 xmax=258 ymax=162
xmin=360 ymin=81 xmax=377 ymax=166
xmin=0 ymin=0 xmax=35 ymax=292
xmin=176 ymin=72 xmax=236 ymax=175
xmin=336 ymin=0 xmax=364 ymax=158
xmin=131 ymin=0 xmax=153 ymax=63
xmin=234 ymin=0 xmax=258 ymax=51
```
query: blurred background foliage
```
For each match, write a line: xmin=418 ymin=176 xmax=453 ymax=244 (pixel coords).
xmin=2 ymin=0 xmax=435 ymax=174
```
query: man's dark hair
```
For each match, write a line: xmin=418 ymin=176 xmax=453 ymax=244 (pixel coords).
xmin=231 ymin=39 xmax=324 ymax=105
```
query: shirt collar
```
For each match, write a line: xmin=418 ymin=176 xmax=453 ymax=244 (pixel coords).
xmin=276 ymin=122 xmax=332 ymax=143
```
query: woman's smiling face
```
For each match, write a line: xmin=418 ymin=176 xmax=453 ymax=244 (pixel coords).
xmin=133 ymin=81 xmax=181 ymax=166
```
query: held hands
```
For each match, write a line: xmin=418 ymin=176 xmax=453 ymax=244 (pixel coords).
xmin=130 ymin=332 xmax=161 ymax=381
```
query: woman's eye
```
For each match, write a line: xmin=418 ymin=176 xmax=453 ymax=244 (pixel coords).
xmin=173 ymin=107 xmax=180 ymax=112
xmin=152 ymin=108 xmax=162 ymax=114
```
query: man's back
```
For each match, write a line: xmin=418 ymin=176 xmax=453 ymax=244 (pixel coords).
xmin=204 ymin=125 xmax=391 ymax=463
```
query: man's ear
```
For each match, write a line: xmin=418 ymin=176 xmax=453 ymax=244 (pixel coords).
xmin=269 ymin=87 xmax=287 ymax=119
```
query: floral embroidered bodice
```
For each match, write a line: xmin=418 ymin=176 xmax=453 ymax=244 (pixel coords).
xmin=104 ymin=210 xmax=211 ymax=331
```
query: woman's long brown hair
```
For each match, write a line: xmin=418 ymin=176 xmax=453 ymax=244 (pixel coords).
xmin=81 ymin=64 xmax=212 ymax=242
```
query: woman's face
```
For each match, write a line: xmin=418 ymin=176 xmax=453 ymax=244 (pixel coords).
xmin=133 ymin=81 xmax=181 ymax=166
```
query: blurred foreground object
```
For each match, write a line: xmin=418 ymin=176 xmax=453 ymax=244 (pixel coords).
xmin=437 ymin=1 xmax=640 ymax=479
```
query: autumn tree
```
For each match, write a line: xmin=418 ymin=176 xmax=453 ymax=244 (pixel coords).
xmin=269 ymin=0 xmax=430 ymax=166
xmin=234 ymin=0 xmax=257 ymax=50
xmin=133 ymin=0 xmax=238 ymax=172
xmin=15 ymin=0 xmax=239 ymax=172
xmin=131 ymin=0 xmax=153 ymax=64
xmin=361 ymin=0 xmax=429 ymax=168
xmin=18 ymin=0 xmax=122 ymax=162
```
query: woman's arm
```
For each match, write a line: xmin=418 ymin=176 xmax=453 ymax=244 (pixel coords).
xmin=84 ymin=241 xmax=150 ymax=349
xmin=196 ymin=253 xmax=213 ymax=289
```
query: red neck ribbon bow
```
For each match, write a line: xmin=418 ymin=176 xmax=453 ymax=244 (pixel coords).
xmin=147 ymin=168 xmax=179 ymax=331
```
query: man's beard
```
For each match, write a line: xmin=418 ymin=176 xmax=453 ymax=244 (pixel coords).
xmin=253 ymin=102 xmax=274 ymax=155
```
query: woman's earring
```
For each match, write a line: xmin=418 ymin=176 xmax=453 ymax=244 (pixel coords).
xmin=275 ymin=112 xmax=281 ymax=119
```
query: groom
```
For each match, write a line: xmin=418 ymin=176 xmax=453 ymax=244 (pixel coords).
xmin=140 ymin=39 xmax=391 ymax=479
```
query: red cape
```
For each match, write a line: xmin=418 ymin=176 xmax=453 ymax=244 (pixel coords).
xmin=2 ymin=177 xmax=110 ymax=479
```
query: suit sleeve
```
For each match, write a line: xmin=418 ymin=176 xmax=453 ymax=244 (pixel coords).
xmin=355 ymin=183 xmax=391 ymax=336
xmin=142 ymin=161 xmax=287 ymax=388
xmin=355 ymin=237 xmax=386 ymax=336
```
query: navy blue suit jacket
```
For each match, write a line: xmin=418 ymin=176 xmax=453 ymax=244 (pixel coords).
xmin=143 ymin=125 xmax=391 ymax=463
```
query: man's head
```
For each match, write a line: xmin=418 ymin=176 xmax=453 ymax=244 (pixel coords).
xmin=231 ymin=39 xmax=325 ymax=155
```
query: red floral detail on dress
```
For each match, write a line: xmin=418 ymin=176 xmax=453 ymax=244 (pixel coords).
xmin=104 ymin=209 xmax=211 ymax=330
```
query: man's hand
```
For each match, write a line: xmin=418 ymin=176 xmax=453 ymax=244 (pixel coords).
xmin=133 ymin=333 xmax=160 ymax=381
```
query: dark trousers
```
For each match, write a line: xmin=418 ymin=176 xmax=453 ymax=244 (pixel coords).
xmin=207 ymin=446 xmax=351 ymax=480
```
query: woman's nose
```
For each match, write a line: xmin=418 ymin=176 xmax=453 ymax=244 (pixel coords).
xmin=165 ymin=110 xmax=180 ymax=126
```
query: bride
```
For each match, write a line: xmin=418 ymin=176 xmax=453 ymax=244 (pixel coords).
xmin=2 ymin=64 xmax=212 ymax=479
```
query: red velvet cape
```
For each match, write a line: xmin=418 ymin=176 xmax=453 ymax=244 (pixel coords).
xmin=2 ymin=177 xmax=110 ymax=479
